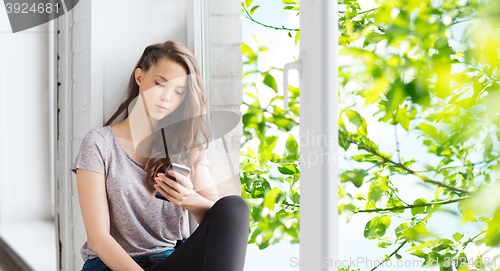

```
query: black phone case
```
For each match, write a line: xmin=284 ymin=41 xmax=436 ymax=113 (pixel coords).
xmin=155 ymin=163 xmax=191 ymax=201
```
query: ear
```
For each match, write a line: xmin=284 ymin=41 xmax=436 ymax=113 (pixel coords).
xmin=134 ymin=68 xmax=143 ymax=86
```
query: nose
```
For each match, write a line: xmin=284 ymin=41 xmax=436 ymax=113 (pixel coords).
xmin=160 ymin=86 xmax=174 ymax=102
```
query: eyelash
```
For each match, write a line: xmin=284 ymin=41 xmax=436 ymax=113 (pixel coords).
xmin=155 ymin=81 xmax=184 ymax=95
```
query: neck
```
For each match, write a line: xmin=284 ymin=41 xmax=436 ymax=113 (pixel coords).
xmin=127 ymin=97 xmax=159 ymax=152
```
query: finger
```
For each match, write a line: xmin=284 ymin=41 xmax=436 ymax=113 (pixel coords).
xmin=163 ymin=171 xmax=193 ymax=192
xmin=158 ymin=174 xmax=181 ymax=194
xmin=158 ymin=173 xmax=183 ymax=192
xmin=154 ymin=184 xmax=179 ymax=204
xmin=155 ymin=177 xmax=179 ymax=195
xmin=165 ymin=170 xmax=186 ymax=187
xmin=166 ymin=170 xmax=193 ymax=190
xmin=162 ymin=177 xmax=192 ymax=197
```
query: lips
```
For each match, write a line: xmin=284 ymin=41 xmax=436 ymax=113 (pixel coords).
xmin=156 ymin=105 xmax=167 ymax=112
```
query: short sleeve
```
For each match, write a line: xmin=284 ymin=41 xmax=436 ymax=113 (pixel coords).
xmin=198 ymin=149 xmax=209 ymax=166
xmin=71 ymin=129 xmax=107 ymax=176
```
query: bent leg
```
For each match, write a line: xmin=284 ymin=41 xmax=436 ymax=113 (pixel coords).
xmin=147 ymin=195 xmax=250 ymax=271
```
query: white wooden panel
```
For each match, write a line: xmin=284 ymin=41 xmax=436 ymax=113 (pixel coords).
xmin=300 ymin=0 xmax=339 ymax=270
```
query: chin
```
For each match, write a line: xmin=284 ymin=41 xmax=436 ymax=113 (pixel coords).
xmin=154 ymin=113 xmax=170 ymax=120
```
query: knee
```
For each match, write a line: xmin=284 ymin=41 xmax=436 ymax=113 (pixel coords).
xmin=213 ymin=195 xmax=250 ymax=219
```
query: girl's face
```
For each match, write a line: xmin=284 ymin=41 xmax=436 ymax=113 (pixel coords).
xmin=135 ymin=57 xmax=188 ymax=120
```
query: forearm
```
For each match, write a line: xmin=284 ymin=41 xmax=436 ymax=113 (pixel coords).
xmin=90 ymin=234 xmax=143 ymax=271
xmin=183 ymin=192 xmax=216 ymax=224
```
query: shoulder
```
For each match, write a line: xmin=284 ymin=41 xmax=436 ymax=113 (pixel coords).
xmin=82 ymin=126 xmax=111 ymax=143
xmin=79 ymin=126 xmax=113 ymax=152
xmin=72 ymin=126 xmax=112 ymax=175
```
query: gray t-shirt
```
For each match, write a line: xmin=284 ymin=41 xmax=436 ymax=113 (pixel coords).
xmin=71 ymin=125 xmax=209 ymax=262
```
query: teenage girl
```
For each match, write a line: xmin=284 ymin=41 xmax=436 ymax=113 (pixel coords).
xmin=72 ymin=40 xmax=249 ymax=271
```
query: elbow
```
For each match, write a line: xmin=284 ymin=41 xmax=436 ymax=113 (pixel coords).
xmin=87 ymin=232 xmax=110 ymax=253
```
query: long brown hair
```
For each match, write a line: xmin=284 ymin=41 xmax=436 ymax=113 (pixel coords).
xmin=104 ymin=40 xmax=211 ymax=193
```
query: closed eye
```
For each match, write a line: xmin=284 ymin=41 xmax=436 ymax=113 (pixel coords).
xmin=156 ymin=81 xmax=184 ymax=95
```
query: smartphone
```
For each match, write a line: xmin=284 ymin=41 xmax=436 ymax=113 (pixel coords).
xmin=155 ymin=163 xmax=191 ymax=201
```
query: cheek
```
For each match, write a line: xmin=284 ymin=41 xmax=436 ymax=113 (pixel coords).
xmin=175 ymin=95 xmax=187 ymax=106
xmin=143 ymin=86 xmax=162 ymax=102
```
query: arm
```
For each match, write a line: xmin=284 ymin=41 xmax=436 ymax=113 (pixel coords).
xmin=76 ymin=169 xmax=143 ymax=271
xmin=155 ymin=163 xmax=220 ymax=224
xmin=184 ymin=164 xmax=220 ymax=224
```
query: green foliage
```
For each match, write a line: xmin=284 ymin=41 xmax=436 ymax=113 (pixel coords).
xmin=241 ymin=0 xmax=500 ymax=270
xmin=336 ymin=0 xmax=500 ymax=269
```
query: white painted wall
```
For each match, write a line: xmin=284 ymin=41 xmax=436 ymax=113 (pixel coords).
xmin=0 ymin=3 xmax=53 ymax=224
xmin=0 ymin=5 xmax=57 ymax=270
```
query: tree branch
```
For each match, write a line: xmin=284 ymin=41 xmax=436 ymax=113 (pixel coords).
xmin=241 ymin=6 xmax=300 ymax=32
xmin=370 ymin=240 xmax=408 ymax=271
xmin=394 ymin=125 xmax=402 ymax=164
xmin=356 ymin=196 xmax=470 ymax=213
xmin=414 ymin=158 xmax=498 ymax=173
xmin=462 ymin=230 xmax=487 ymax=249
xmin=344 ymin=135 xmax=471 ymax=194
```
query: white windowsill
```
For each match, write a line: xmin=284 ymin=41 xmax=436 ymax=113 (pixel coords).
xmin=0 ymin=220 xmax=56 ymax=271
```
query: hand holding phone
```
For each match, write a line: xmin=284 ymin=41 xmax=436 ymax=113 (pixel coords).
xmin=155 ymin=163 xmax=191 ymax=201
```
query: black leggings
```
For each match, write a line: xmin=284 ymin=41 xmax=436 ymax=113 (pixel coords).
xmin=133 ymin=195 xmax=250 ymax=271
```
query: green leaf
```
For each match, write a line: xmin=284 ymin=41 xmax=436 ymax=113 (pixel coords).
xmin=418 ymin=123 xmax=440 ymax=140
xmin=259 ymin=136 xmax=278 ymax=157
xmin=340 ymin=169 xmax=367 ymax=188
xmin=484 ymin=136 xmax=493 ymax=159
xmin=295 ymin=31 xmax=300 ymax=45
xmin=406 ymin=78 xmax=430 ymax=106
xmin=386 ymin=80 xmax=408 ymax=113
xmin=351 ymin=153 xmax=380 ymax=163
xmin=395 ymin=108 xmax=410 ymax=131
xmin=364 ymin=216 xmax=391 ymax=239
xmin=241 ymin=43 xmax=257 ymax=62
xmin=368 ymin=178 xmax=388 ymax=202
xmin=258 ymin=153 xmax=273 ymax=167
xmin=245 ymin=0 xmax=253 ymax=8
xmin=411 ymin=198 xmax=427 ymax=216
xmin=453 ymin=232 xmax=464 ymax=242
xmin=263 ymin=188 xmax=283 ymax=210
xmin=278 ymin=164 xmax=296 ymax=175
xmin=291 ymin=190 xmax=300 ymax=203
xmin=435 ymin=187 xmax=444 ymax=199
xmin=247 ymin=148 xmax=256 ymax=159
xmin=344 ymin=109 xmax=368 ymax=135
xmin=250 ymin=5 xmax=260 ymax=15
xmin=404 ymin=224 xmax=433 ymax=241
xmin=387 ymin=198 xmax=405 ymax=214
xmin=395 ymin=222 xmax=409 ymax=239
xmin=286 ymin=134 xmax=299 ymax=159
xmin=251 ymin=186 xmax=265 ymax=198
xmin=263 ymin=74 xmax=278 ymax=92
